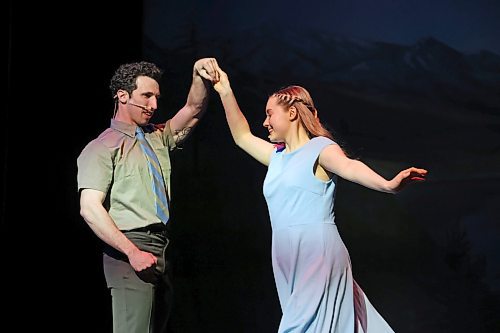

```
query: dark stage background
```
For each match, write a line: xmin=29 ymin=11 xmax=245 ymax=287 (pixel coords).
xmin=6 ymin=0 xmax=500 ymax=332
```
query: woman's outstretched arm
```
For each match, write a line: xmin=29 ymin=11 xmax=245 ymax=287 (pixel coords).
xmin=319 ymin=144 xmax=427 ymax=193
xmin=213 ymin=67 xmax=275 ymax=166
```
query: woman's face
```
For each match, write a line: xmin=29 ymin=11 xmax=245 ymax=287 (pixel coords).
xmin=263 ymin=96 xmax=290 ymax=142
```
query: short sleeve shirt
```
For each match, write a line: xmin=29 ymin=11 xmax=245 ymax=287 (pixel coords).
xmin=77 ymin=119 xmax=177 ymax=230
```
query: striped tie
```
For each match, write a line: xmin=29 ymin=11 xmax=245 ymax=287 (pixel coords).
xmin=135 ymin=126 xmax=169 ymax=224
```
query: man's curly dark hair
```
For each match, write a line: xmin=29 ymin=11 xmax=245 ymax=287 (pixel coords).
xmin=109 ymin=61 xmax=163 ymax=98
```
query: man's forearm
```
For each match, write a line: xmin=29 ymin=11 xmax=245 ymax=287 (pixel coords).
xmin=185 ymin=75 xmax=211 ymax=116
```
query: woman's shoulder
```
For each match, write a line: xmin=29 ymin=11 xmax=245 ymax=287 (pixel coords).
xmin=311 ymin=136 xmax=337 ymax=146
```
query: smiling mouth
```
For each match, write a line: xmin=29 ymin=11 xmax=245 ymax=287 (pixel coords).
xmin=144 ymin=110 xmax=154 ymax=117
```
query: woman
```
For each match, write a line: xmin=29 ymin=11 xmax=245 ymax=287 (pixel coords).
xmin=213 ymin=67 xmax=427 ymax=332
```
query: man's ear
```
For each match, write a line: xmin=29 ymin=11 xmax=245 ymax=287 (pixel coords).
xmin=116 ymin=90 xmax=129 ymax=104
xmin=289 ymin=106 xmax=298 ymax=120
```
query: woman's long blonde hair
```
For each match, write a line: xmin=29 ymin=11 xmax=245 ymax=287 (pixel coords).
xmin=272 ymin=85 xmax=333 ymax=140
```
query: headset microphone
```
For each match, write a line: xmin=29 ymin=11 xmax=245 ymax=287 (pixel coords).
xmin=128 ymin=102 xmax=150 ymax=111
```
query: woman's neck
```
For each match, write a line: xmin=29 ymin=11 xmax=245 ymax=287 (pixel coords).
xmin=284 ymin=126 xmax=310 ymax=153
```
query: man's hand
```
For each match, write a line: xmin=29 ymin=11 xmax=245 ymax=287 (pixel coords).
xmin=193 ymin=58 xmax=220 ymax=83
xmin=128 ymin=247 xmax=158 ymax=272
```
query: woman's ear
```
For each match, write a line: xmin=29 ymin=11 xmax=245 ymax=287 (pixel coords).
xmin=116 ymin=90 xmax=129 ymax=104
xmin=288 ymin=106 xmax=298 ymax=121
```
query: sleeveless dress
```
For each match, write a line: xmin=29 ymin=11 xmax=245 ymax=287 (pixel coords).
xmin=263 ymin=136 xmax=395 ymax=333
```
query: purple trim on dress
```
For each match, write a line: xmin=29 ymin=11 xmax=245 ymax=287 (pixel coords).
xmin=274 ymin=143 xmax=286 ymax=152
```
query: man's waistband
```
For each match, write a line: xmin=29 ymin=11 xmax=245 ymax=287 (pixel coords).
xmin=104 ymin=223 xmax=170 ymax=260
xmin=127 ymin=223 xmax=168 ymax=234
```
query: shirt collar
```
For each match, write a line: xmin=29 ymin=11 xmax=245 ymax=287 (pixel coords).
xmin=110 ymin=119 xmax=154 ymax=137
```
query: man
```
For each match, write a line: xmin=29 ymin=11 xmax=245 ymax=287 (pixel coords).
xmin=77 ymin=58 xmax=219 ymax=332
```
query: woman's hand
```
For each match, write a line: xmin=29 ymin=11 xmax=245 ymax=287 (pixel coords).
xmin=388 ymin=167 xmax=428 ymax=193
xmin=213 ymin=67 xmax=232 ymax=97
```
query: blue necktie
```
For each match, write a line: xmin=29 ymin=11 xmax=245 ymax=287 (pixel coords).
xmin=135 ymin=127 xmax=169 ymax=224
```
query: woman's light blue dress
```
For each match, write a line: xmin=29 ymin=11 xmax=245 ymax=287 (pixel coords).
xmin=263 ymin=136 xmax=395 ymax=333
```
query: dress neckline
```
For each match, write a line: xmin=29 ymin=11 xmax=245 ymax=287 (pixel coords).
xmin=281 ymin=138 xmax=316 ymax=156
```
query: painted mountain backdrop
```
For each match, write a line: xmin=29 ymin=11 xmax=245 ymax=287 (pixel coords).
xmin=143 ymin=25 xmax=500 ymax=332
xmin=146 ymin=25 xmax=500 ymax=167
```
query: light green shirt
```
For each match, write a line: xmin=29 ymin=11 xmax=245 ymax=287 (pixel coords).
xmin=77 ymin=119 xmax=177 ymax=230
